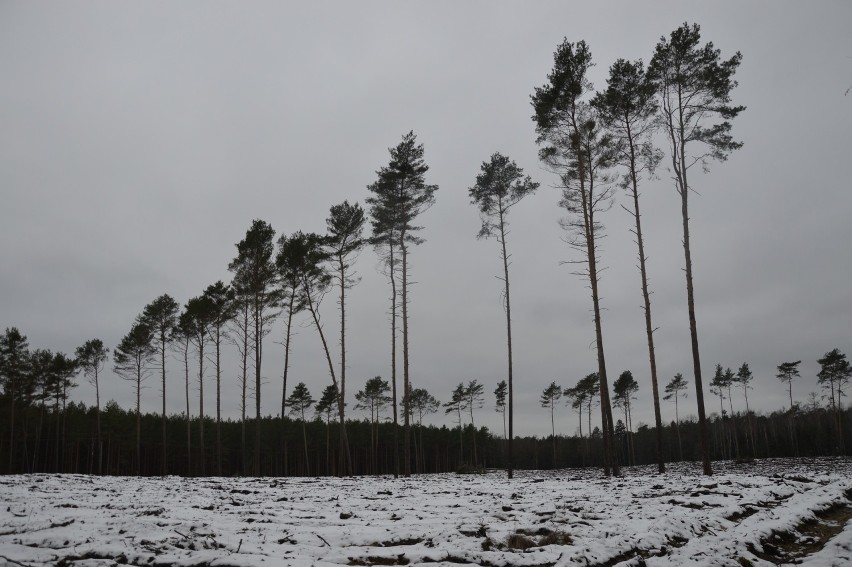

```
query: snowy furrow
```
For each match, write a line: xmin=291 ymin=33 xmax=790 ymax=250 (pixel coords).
xmin=0 ymin=458 xmax=850 ymax=566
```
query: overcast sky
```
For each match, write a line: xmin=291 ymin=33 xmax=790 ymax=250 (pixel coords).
xmin=2 ymin=1 xmax=851 ymax=439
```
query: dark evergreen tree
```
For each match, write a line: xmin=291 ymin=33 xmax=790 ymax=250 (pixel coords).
xmin=592 ymin=59 xmax=665 ymax=473
xmin=75 ymin=338 xmax=108 ymax=474
xmin=287 ymin=382 xmax=314 ymax=474
xmin=776 ymin=360 xmax=802 ymax=411
xmin=664 ymin=372 xmax=688 ymax=461
xmin=183 ymin=293 xmax=215 ymax=475
xmin=314 ymin=383 xmax=339 ymax=476
xmin=140 ymin=294 xmax=179 ymax=475
xmin=49 ymin=351 xmax=78 ymax=472
xmin=649 ymin=22 xmax=745 ymax=475
xmin=229 ymin=219 xmax=281 ymax=475
xmin=355 ymin=376 xmax=391 ymax=473
xmin=612 ymin=370 xmax=639 ymax=465
xmin=366 ymin=131 xmax=438 ymax=477
xmin=817 ymin=348 xmax=851 ymax=451
xmin=464 ymin=380 xmax=485 ymax=466
xmin=113 ymin=320 xmax=155 ymax=476
xmin=494 ymin=380 xmax=507 ymax=440
xmin=469 ymin=152 xmax=538 ymax=479
xmin=444 ymin=383 xmax=468 ymax=464
xmin=540 ymin=381 xmax=562 ymax=466
xmin=409 ymin=385 xmax=439 ymax=473
xmin=532 ymin=39 xmax=620 ymax=476
xmin=1 ymin=327 xmax=29 ymax=473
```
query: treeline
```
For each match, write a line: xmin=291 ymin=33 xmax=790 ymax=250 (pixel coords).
xmin=2 ymin=22 xmax=851 ymax=479
xmin=0 ymin=394 xmax=849 ymax=477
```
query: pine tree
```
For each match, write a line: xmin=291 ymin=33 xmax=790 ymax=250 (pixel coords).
xmin=183 ymin=293 xmax=215 ymax=475
xmin=314 ymin=383 xmax=339 ymax=476
xmin=469 ymin=152 xmax=538 ymax=479
xmin=292 ymin=231 xmax=353 ymax=474
xmin=817 ymin=348 xmax=851 ymax=452
xmin=1 ymin=328 xmax=29 ymax=473
xmin=612 ymin=370 xmax=639 ymax=465
xmin=140 ymin=294 xmax=179 ymax=476
xmin=776 ymin=360 xmax=802 ymax=411
xmin=649 ymin=22 xmax=745 ymax=476
xmin=592 ymin=59 xmax=665 ymax=473
xmin=113 ymin=320 xmax=155 ymax=476
xmin=326 ymin=201 xmax=366 ymax=474
xmin=355 ymin=376 xmax=391 ymax=474
xmin=229 ymin=219 xmax=281 ymax=475
xmin=203 ymin=281 xmax=236 ymax=476
xmin=275 ymin=232 xmax=309 ymax=463
xmin=75 ymin=339 xmax=109 ymax=474
xmin=540 ymin=381 xmax=562 ymax=466
xmin=366 ymin=131 xmax=438 ymax=477
xmin=286 ymin=382 xmax=314 ymax=474
xmin=664 ymin=372 xmax=688 ymax=461
xmin=532 ymin=40 xmax=619 ymax=476
xmin=464 ymin=380 xmax=485 ymax=467
xmin=409 ymin=386 xmax=439 ymax=473
xmin=494 ymin=380 xmax=507 ymax=440
xmin=444 ymin=383 xmax=468 ymax=465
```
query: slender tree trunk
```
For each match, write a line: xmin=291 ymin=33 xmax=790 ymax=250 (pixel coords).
xmin=184 ymin=340 xmax=191 ymax=476
xmin=7 ymin=381 xmax=14 ymax=473
xmin=253 ymin=297 xmax=262 ymax=476
xmin=675 ymin=394 xmax=683 ymax=461
xmin=281 ymin=294 xmax=295 ymax=473
xmin=198 ymin=340 xmax=205 ymax=476
xmin=301 ymin=408 xmax=309 ymax=476
xmin=95 ymin=368 xmax=102 ymax=475
xmin=135 ymin=364 xmax=141 ymax=477
xmin=388 ymin=241 xmax=400 ymax=479
xmin=498 ymin=208 xmax=515 ymax=479
xmin=626 ymin=131 xmax=665 ymax=474
xmin=161 ymin=337 xmax=167 ymax=476
xmin=401 ymin=233 xmax=411 ymax=477
xmin=551 ymin=402 xmax=556 ymax=466
xmin=673 ymin=95 xmax=712 ymax=475
xmin=337 ymin=255 xmax=351 ymax=476
xmin=216 ymin=327 xmax=222 ymax=476
xmin=469 ymin=400 xmax=478 ymax=466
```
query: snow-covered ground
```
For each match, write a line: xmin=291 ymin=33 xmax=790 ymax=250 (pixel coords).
xmin=1 ymin=458 xmax=851 ymax=566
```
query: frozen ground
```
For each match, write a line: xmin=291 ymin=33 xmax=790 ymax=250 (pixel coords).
xmin=1 ymin=458 xmax=851 ymax=566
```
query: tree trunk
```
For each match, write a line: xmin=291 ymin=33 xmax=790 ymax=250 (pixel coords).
xmin=281 ymin=293 xmax=295 ymax=474
xmin=401 ymin=233 xmax=411 ymax=477
xmin=161 ymin=336 xmax=167 ymax=476
xmin=498 ymin=207 xmax=515 ymax=479
xmin=254 ymin=297 xmax=262 ymax=476
xmin=198 ymin=340 xmax=205 ymax=476
xmin=216 ymin=327 xmax=222 ymax=476
xmin=388 ymin=240 xmax=400 ymax=479
xmin=95 ymin=368 xmax=102 ymax=475
xmin=674 ymin=96 xmax=712 ymax=476
xmin=184 ymin=340 xmax=191 ymax=476
xmin=626 ymin=129 xmax=665 ymax=474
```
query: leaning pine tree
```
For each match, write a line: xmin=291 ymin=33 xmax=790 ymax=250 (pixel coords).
xmin=366 ymin=131 xmax=438 ymax=477
xmin=649 ymin=22 xmax=745 ymax=476
xmin=468 ymin=152 xmax=538 ymax=479
xmin=531 ymin=39 xmax=620 ymax=476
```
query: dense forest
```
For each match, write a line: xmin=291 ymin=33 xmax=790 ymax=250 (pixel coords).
xmin=2 ymin=22 xmax=850 ymax=478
